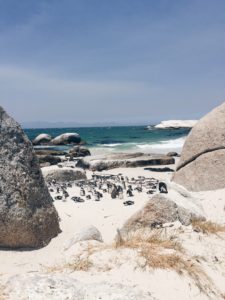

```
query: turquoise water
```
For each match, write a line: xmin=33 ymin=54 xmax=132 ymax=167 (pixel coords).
xmin=25 ymin=126 xmax=190 ymax=154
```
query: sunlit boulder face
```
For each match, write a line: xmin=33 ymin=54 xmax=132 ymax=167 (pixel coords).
xmin=173 ymin=102 xmax=225 ymax=191
xmin=0 ymin=106 xmax=60 ymax=249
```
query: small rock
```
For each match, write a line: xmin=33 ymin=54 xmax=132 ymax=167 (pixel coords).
xmin=68 ymin=146 xmax=91 ymax=158
xmin=37 ymin=155 xmax=61 ymax=166
xmin=64 ymin=225 xmax=103 ymax=250
xmin=167 ymin=152 xmax=179 ymax=157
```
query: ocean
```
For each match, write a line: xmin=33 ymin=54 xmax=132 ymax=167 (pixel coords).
xmin=24 ymin=126 xmax=190 ymax=155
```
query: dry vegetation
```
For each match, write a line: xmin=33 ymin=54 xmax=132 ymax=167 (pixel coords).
xmin=192 ymin=219 xmax=225 ymax=235
xmin=114 ymin=229 xmax=217 ymax=295
xmin=46 ymin=245 xmax=94 ymax=273
xmin=48 ymin=256 xmax=93 ymax=273
xmin=46 ymin=229 xmax=222 ymax=297
xmin=46 ymin=256 xmax=93 ymax=274
xmin=0 ymin=286 xmax=7 ymax=300
xmin=114 ymin=228 xmax=183 ymax=252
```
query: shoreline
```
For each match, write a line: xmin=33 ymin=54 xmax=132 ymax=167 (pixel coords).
xmin=27 ymin=125 xmax=189 ymax=157
xmin=33 ymin=136 xmax=186 ymax=156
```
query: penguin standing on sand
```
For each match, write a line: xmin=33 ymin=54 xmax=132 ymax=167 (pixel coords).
xmin=159 ymin=182 xmax=168 ymax=194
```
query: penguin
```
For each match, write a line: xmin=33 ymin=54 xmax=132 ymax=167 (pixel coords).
xmin=159 ymin=182 xmax=168 ymax=194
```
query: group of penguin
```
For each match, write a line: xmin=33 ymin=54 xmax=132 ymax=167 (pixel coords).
xmin=47 ymin=173 xmax=168 ymax=206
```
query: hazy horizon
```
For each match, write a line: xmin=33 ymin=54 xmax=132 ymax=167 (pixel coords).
xmin=22 ymin=120 xmax=149 ymax=129
xmin=22 ymin=117 xmax=199 ymax=129
xmin=1 ymin=0 xmax=225 ymax=124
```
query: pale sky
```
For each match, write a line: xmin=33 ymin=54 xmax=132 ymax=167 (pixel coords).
xmin=0 ymin=0 xmax=224 ymax=125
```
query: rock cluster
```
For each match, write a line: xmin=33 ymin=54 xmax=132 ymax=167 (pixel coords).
xmin=0 ymin=106 xmax=60 ymax=249
xmin=51 ymin=133 xmax=81 ymax=145
xmin=33 ymin=132 xmax=81 ymax=146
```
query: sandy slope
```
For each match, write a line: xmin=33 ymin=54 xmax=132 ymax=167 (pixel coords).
xmin=0 ymin=162 xmax=225 ymax=300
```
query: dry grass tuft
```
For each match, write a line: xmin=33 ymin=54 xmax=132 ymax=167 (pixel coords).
xmin=0 ymin=285 xmax=7 ymax=300
xmin=46 ymin=256 xmax=93 ymax=273
xmin=46 ymin=244 xmax=94 ymax=273
xmin=192 ymin=220 xmax=225 ymax=235
xmin=114 ymin=229 xmax=217 ymax=296
xmin=46 ymin=229 xmax=220 ymax=297
xmin=65 ymin=256 xmax=93 ymax=272
xmin=115 ymin=229 xmax=183 ymax=252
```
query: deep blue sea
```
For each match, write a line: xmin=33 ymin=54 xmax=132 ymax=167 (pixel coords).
xmin=24 ymin=126 xmax=190 ymax=154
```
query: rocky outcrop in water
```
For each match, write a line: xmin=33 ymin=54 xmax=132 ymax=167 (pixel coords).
xmin=33 ymin=133 xmax=52 ymax=145
xmin=51 ymin=133 xmax=81 ymax=145
xmin=0 ymin=107 xmax=60 ymax=249
xmin=173 ymin=102 xmax=225 ymax=191
xmin=33 ymin=133 xmax=81 ymax=146
xmin=153 ymin=120 xmax=197 ymax=129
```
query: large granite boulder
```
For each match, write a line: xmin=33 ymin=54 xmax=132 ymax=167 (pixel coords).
xmin=173 ymin=103 xmax=225 ymax=191
xmin=51 ymin=133 xmax=81 ymax=145
xmin=0 ymin=107 xmax=60 ymax=249
xmin=33 ymin=133 xmax=52 ymax=145
xmin=120 ymin=194 xmax=204 ymax=236
xmin=42 ymin=166 xmax=87 ymax=182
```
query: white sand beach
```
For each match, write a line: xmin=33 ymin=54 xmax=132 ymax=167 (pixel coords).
xmin=0 ymin=158 xmax=225 ymax=300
